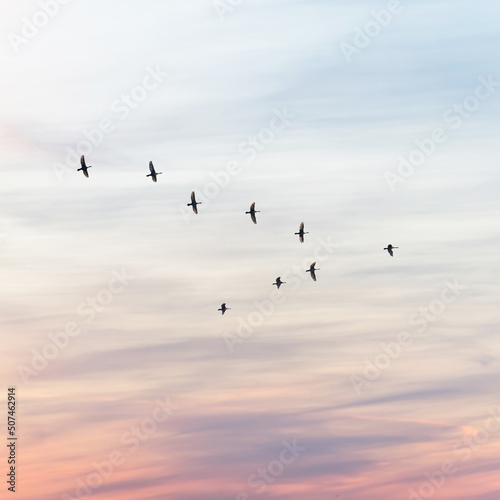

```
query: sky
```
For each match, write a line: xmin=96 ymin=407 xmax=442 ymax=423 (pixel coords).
xmin=1 ymin=1 xmax=500 ymax=499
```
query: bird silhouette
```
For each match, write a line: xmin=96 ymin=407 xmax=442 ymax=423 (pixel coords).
xmin=146 ymin=161 xmax=162 ymax=182
xmin=306 ymin=262 xmax=319 ymax=281
xmin=245 ymin=202 xmax=260 ymax=224
xmin=187 ymin=191 xmax=201 ymax=214
xmin=273 ymin=277 xmax=286 ymax=289
xmin=384 ymin=244 xmax=398 ymax=257
xmin=78 ymin=155 xmax=92 ymax=178
xmin=218 ymin=303 xmax=230 ymax=315
xmin=295 ymin=222 xmax=308 ymax=243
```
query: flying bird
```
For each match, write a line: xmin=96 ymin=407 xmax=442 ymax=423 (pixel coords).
xmin=306 ymin=262 xmax=319 ymax=281
xmin=245 ymin=202 xmax=260 ymax=224
xmin=384 ymin=244 xmax=398 ymax=257
xmin=273 ymin=277 xmax=286 ymax=289
xmin=218 ymin=303 xmax=230 ymax=315
xmin=78 ymin=155 xmax=92 ymax=178
xmin=295 ymin=222 xmax=308 ymax=243
xmin=146 ymin=161 xmax=162 ymax=182
xmin=187 ymin=191 xmax=202 ymax=214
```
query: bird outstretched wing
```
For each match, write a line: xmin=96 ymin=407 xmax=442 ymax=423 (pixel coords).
xmin=310 ymin=269 xmax=317 ymax=281
xmin=251 ymin=212 xmax=257 ymax=224
xmin=149 ymin=161 xmax=155 ymax=174
xmin=80 ymin=155 xmax=86 ymax=168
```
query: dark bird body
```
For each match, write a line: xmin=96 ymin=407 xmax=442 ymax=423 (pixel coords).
xmin=295 ymin=222 xmax=308 ymax=243
xmin=306 ymin=262 xmax=319 ymax=281
xmin=384 ymin=244 xmax=398 ymax=257
xmin=78 ymin=155 xmax=92 ymax=178
xmin=218 ymin=303 xmax=230 ymax=315
xmin=273 ymin=277 xmax=286 ymax=289
xmin=187 ymin=191 xmax=201 ymax=214
xmin=245 ymin=202 xmax=260 ymax=224
xmin=147 ymin=161 xmax=162 ymax=182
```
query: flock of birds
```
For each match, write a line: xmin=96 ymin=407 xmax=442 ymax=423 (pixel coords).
xmin=78 ymin=154 xmax=399 ymax=315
